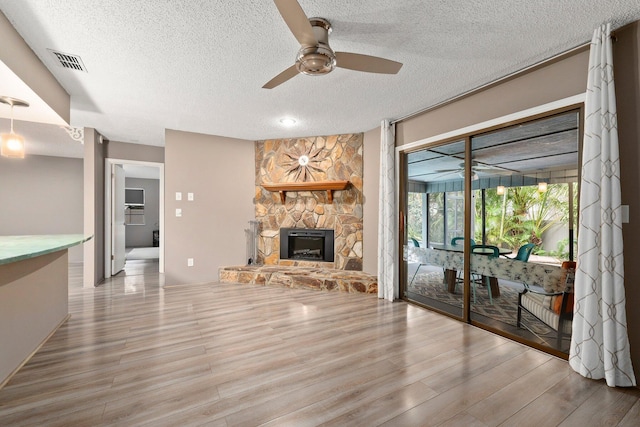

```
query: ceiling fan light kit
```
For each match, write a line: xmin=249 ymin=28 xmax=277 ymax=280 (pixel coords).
xmin=296 ymin=46 xmax=336 ymax=76
xmin=295 ymin=18 xmax=336 ymax=76
xmin=264 ymin=0 xmax=403 ymax=88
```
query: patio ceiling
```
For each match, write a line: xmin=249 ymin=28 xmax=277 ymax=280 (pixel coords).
xmin=408 ymin=110 xmax=579 ymax=184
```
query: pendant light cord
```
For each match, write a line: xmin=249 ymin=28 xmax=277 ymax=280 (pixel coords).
xmin=9 ymin=104 xmax=15 ymax=133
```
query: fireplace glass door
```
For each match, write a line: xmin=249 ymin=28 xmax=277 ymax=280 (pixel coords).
xmin=280 ymin=228 xmax=335 ymax=262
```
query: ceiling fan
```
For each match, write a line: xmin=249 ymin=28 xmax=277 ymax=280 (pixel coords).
xmin=263 ymin=0 xmax=403 ymax=89
xmin=434 ymin=161 xmax=513 ymax=179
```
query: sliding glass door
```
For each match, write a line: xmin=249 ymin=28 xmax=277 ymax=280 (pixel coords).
xmin=404 ymin=138 xmax=469 ymax=320
xmin=402 ymin=108 xmax=581 ymax=356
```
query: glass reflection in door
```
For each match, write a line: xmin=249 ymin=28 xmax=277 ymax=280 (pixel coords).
xmin=405 ymin=139 xmax=468 ymax=319
xmin=467 ymin=110 xmax=580 ymax=354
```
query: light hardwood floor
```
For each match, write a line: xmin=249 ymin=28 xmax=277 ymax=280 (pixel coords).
xmin=0 ymin=262 xmax=638 ymax=426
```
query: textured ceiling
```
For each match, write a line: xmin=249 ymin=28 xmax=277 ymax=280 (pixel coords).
xmin=1 ymin=0 xmax=640 ymax=155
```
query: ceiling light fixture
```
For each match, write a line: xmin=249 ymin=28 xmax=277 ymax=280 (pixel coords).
xmin=0 ymin=96 xmax=29 ymax=159
xmin=538 ymin=182 xmax=548 ymax=193
xmin=279 ymin=117 xmax=297 ymax=127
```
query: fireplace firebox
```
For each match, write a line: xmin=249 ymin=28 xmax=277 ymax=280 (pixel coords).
xmin=280 ymin=228 xmax=334 ymax=262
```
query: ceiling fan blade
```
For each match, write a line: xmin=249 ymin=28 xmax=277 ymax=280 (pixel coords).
xmin=273 ymin=0 xmax=317 ymax=46
xmin=335 ymin=52 xmax=403 ymax=74
xmin=474 ymin=165 xmax=516 ymax=174
xmin=263 ymin=65 xmax=299 ymax=89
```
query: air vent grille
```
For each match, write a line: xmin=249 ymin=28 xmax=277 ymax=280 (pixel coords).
xmin=48 ymin=49 xmax=87 ymax=72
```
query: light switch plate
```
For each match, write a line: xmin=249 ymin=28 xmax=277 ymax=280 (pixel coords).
xmin=187 ymin=258 xmax=194 ymax=267
xmin=188 ymin=192 xmax=194 ymax=201
xmin=176 ymin=192 xmax=182 ymax=201
xmin=622 ymin=205 xmax=629 ymax=223
xmin=176 ymin=208 xmax=182 ymax=217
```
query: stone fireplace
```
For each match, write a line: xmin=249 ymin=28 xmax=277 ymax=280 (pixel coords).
xmin=255 ymin=133 xmax=363 ymax=270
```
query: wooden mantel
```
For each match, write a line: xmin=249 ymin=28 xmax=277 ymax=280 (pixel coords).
xmin=262 ymin=180 xmax=350 ymax=203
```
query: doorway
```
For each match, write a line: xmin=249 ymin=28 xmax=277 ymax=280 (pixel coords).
xmin=105 ymin=158 xmax=164 ymax=277
xmin=401 ymin=107 xmax=581 ymax=356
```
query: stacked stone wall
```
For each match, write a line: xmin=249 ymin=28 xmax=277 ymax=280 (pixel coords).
xmin=255 ymin=133 xmax=364 ymax=270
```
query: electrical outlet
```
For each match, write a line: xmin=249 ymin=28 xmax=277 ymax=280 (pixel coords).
xmin=187 ymin=258 xmax=194 ymax=267
xmin=188 ymin=192 xmax=194 ymax=201
xmin=176 ymin=192 xmax=182 ymax=201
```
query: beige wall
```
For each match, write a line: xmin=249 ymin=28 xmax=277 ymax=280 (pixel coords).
xmin=83 ymin=128 xmax=105 ymax=287
xmin=0 ymin=154 xmax=84 ymax=262
xmin=363 ymin=126 xmax=381 ymax=275
xmin=0 ymin=12 xmax=70 ymax=124
xmin=0 ymin=250 xmax=69 ymax=386
xmin=164 ymin=129 xmax=254 ymax=284
xmin=81 ymin=139 xmax=165 ymax=285
xmin=613 ymin=21 xmax=640 ymax=379
xmin=106 ymin=141 xmax=165 ymax=163
xmin=396 ymin=49 xmax=590 ymax=146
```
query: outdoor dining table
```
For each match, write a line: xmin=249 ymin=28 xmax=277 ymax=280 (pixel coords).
xmin=431 ymin=244 xmax=512 ymax=297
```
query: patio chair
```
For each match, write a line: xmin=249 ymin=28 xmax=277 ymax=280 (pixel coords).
xmin=450 ymin=237 xmax=476 ymax=289
xmin=409 ymin=237 xmax=424 ymax=286
xmin=504 ymin=243 xmax=535 ymax=262
xmin=451 ymin=237 xmax=476 ymax=247
xmin=517 ymin=261 xmax=576 ymax=348
xmin=470 ymin=244 xmax=500 ymax=304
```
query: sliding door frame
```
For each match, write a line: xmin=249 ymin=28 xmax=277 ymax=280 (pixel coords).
xmin=397 ymin=95 xmax=585 ymax=357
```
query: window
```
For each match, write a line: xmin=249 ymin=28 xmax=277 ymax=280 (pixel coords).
xmin=125 ymin=187 xmax=145 ymax=225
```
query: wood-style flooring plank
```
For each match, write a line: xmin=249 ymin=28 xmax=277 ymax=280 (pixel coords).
xmin=557 ymin=385 xmax=640 ymax=426
xmin=261 ymin=350 xmax=461 ymax=427
xmin=464 ymin=358 xmax=571 ymax=425
xmin=0 ymin=262 xmax=638 ymax=426
xmin=319 ymin=381 xmax=438 ymax=427
xmin=618 ymin=398 xmax=640 ymax=427
xmin=379 ymin=354 xmax=547 ymax=426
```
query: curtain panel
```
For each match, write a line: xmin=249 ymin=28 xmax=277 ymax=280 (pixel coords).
xmin=569 ymin=23 xmax=636 ymax=387
xmin=377 ymin=120 xmax=398 ymax=301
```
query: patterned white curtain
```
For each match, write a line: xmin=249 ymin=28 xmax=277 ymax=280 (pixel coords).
xmin=569 ymin=23 xmax=636 ymax=387
xmin=378 ymin=119 xmax=398 ymax=301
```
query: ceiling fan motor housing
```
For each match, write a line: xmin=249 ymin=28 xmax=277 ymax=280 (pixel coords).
xmin=295 ymin=18 xmax=336 ymax=75
xmin=296 ymin=45 xmax=336 ymax=75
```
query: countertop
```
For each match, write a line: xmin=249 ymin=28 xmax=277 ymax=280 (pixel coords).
xmin=0 ymin=234 xmax=92 ymax=266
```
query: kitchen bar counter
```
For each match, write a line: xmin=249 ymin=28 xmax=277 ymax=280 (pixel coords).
xmin=0 ymin=234 xmax=90 ymax=388
xmin=0 ymin=234 xmax=89 ymax=265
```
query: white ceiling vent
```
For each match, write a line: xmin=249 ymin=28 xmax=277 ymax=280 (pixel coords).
xmin=47 ymin=49 xmax=87 ymax=72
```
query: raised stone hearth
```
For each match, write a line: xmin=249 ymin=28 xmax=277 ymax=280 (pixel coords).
xmin=219 ymin=266 xmax=377 ymax=294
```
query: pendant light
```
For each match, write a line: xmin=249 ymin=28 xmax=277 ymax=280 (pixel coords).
xmin=1 ymin=96 xmax=29 ymax=159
